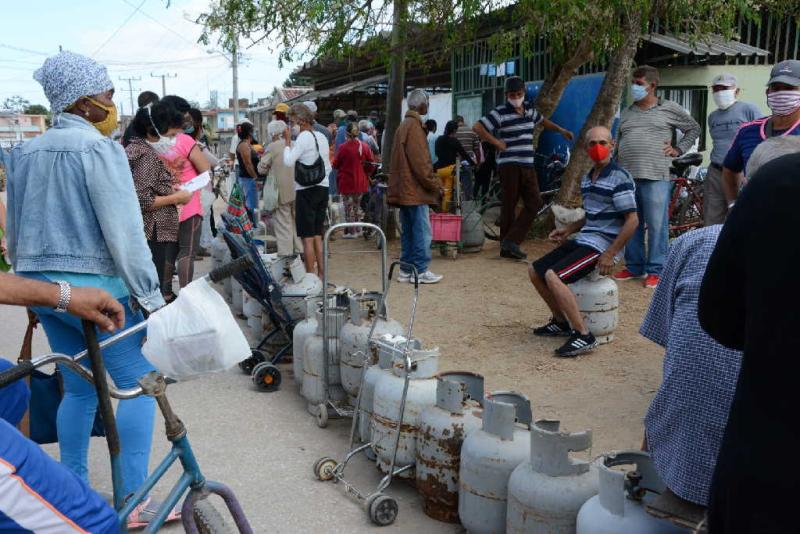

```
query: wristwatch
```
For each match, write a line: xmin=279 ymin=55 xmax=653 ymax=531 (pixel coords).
xmin=54 ymin=280 xmax=71 ymax=313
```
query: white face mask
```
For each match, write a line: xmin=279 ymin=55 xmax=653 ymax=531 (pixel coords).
xmin=713 ymin=89 xmax=737 ymax=110
xmin=147 ymin=135 xmax=177 ymax=155
xmin=508 ymin=97 xmax=524 ymax=108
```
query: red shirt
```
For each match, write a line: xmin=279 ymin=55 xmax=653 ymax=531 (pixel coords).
xmin=333 ymin=139 xmax=373 ymax=194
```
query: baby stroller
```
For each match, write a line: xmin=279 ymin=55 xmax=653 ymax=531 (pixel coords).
xmin=221 ymin=218 xmax=296 ymax=392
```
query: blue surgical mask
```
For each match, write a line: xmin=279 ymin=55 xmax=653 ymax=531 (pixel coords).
xmin=631 ymin=84 xmax=649 ymax=102
xmin=184 ymin=125 xmax=195 ymax=135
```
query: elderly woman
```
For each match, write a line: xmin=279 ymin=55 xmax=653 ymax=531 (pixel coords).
xmin=5 ymin=51 xmax=176 ymax=528
xmin=258 ymin=120 xmax=302 ymax=257
xmin=126 ymin=101 xmax=193 ymax=302
xmin=283 ymin=103 xmax=332 ymax=276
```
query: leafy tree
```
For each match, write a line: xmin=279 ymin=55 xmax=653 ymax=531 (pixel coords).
xmin=2 ymin=96 xmax=30 ymax=113
xmin=23 ymin=103 xmax=52 ymax=127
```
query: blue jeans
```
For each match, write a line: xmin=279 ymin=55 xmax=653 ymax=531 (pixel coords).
xmin=399 ymin=204 xmax=432 ymax=275
xmin=624 ymin=179 xmax=672 ymax=276
xmin=31 ymin=296 xmax=155 ymax=498
xmin=328 ymin=169 xmax=338 ymax=196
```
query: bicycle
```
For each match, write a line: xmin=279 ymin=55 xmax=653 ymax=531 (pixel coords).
xmin=0 ymin=257 xmax=256 ymax=534
xmin=362 ymin=162 xmax=401 ymax=249
xmin=477 ymin=147 xmax=571 ymax=241
xmin=668 ymin=152 xmax=705 ymax=238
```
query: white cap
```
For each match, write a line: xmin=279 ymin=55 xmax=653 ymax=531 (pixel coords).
xmin=238 ymin=117 xmax=253 ymax=125
xmin=303 ymin=101 xmax=317 ymax=114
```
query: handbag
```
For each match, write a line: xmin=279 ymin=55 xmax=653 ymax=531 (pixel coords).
xmin=294 ymin=132 xmax=326 ymax=187
xmin=19 ymin=311 xmax=105 ymax=444
xmin=262 ymin=175 xmax=279 ymax=212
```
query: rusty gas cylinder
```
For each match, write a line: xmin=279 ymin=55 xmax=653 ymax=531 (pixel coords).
xmin=416 ymin=372 xmax=484 ymax=523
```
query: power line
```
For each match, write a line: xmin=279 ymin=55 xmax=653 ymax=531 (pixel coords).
xmin=120 ymin=0 xmax=203 ymax=50
xmin=92 ymin=0 xmax=147 ymax=57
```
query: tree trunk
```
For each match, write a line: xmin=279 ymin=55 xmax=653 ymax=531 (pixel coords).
xmin=381 ymin=0 xmax=408 ymax=179
xmin=532 ymin=38 xmax=594 ymax=148
xmin=555 ymin=11 xmax=643 ymax=208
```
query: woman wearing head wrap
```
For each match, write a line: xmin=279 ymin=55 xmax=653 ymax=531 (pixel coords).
xmin=5 ymin=51 xmax=178 ymax=528
xmin=257 ymin=120 xmax=302 ymax=256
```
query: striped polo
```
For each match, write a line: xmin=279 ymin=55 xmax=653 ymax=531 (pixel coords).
xmin=575 ymin=161 xmax=637 ymax=259
xmin=479 ymin=101 xmax=543 ymax=167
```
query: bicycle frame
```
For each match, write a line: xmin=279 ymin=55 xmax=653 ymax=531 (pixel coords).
xmin=668 ymin=176 xmax=704 ymax=237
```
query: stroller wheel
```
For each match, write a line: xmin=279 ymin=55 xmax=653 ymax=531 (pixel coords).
xmin=252 ymin=363 xmax=282 ymax=392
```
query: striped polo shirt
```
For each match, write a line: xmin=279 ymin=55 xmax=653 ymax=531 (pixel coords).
xmin=575 ymin=161 xmax=637 ymax=259
xmin=479 ymin=101 xmax=543 ymax=167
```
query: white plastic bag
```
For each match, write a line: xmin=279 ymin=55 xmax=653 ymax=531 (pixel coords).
xmin=142 ymin=278 xmax=250 ymax=380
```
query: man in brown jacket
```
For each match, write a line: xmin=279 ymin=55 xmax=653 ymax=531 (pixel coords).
xmin=388 ymin=89 xmax=443 ymax=283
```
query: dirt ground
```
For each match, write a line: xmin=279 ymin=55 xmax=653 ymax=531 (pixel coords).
xmin=322 ymin=234 xmax=661 ymax=457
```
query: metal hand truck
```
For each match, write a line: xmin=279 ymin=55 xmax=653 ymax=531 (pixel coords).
xmin=311 ymin=221 xmax=388 ymax=427
xmin=312 ymin=259 xmax=420 ymax=526
xmin=0 ymin=257 xmax=255 ymax=534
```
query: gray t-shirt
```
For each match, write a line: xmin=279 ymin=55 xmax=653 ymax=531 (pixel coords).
xmin=708 ymin=101 xmax=762 ymax=165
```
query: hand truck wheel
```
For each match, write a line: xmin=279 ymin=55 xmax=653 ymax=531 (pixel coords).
xmin=367 ymin=493 xmax=398 ymax=526
xmin=251 ymin=362 xmax=281 ymax=392
xmin=316 ymin=403 xmax=329 ymax=428
xmin=313 ymin=456 xmax=338 ymax=481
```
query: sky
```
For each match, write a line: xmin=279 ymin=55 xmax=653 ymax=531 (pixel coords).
xmin=0 ymin=0 xmax=300 ymax=115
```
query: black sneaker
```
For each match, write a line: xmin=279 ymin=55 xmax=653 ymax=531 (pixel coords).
xmin=500 ymin=240 xmax=528 ymax=260
xmin=532 ymin=318 xmax=571 ymax=337
xmin=555 ymin=331 xmax=597 ymax=357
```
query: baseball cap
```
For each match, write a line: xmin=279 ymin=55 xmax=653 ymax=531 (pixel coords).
xmin=711 ymin=73 xmax=737 ymax=87
xmin=275 ymin=102 xmax=290 ymax=113
xmin=767 ymin=60 xmax=800 ymax=87
xmin=303 ymin=100 xmax=317 ymax=113
xmin=333 ymin=109 xmax=346 ymax=120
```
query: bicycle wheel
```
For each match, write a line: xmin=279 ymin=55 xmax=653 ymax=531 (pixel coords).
xmin=193 ymin=499 xmax=234 ymax=534
xmin=478 ymin=200 xmax=503 ymax=241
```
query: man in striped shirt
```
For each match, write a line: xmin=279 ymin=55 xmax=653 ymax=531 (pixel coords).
xmin=529 ymin=126 xmax=638 ymax=356
xmin=474 ymin=76 xmax=574 ymax=260
xmin=614 ymin=65 xmax=700 ymax=289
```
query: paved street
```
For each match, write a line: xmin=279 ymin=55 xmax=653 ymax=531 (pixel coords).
xmin=0 ymin=257 xmax=459 ymax=533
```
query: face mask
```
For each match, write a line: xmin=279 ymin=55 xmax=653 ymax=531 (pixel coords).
xmin=631 ymin=84 xmax=649 ymax=102
xmin=85 ymin=97 xmax=118 ymax=137
xmin=147 ymin=135 xmax=177 ymax=155
xmin=508 ymin=97 xmax=524 ymax=108
xmin=184 ymin=125 xmax=195 ymax=135
xmin=587 ymin=143 xmax=611 ymax=163
xmin=767 ymin=90 xmax=800 ymax=116
xmin=713 ymin=90 xmax=737 ymax=110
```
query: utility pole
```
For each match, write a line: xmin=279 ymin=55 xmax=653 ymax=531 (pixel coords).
xmin=119 ymin=76 xmax=141 ymax=116
xmin=232 ymin=34 xmax=240 ymax=127
xmin=151 ymin=72 xmax=177 ymax=97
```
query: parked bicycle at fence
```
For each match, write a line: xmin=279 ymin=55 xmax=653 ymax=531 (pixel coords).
xmin=668 ymin=152 xmax=705 ymax=238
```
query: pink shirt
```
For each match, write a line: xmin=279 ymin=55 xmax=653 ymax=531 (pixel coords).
xmin=162 ymin=133 xmax=202 ymax=221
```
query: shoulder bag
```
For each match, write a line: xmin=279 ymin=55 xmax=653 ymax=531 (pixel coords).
xmin=294 ymin=132 xmax=326 ymax=187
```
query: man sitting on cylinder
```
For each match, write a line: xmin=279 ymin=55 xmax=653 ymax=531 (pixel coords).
xmin=528 ymin=126 xmax=638 ymax=357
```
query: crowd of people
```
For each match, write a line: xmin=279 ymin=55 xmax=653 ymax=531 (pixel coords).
xmin=1 ymin=44 xmax=800 ymax=532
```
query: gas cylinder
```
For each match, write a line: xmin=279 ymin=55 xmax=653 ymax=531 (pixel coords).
xmin=302 ymin=305 xmax=348 ymax=410
xmin=340 ymin=293 xmax=404 ymax=405
xmin=358 ymin=335 xmax=417 ymax=450
xmin=576 ymin=451 xmax=683 ymax=534
xmin=280 ymin=257 xmax=323 ymax=321
xmin=371 ymin=344 xmax=440 ymax=478
xmin=293 ymin=296 xmax=321 ymax=389
xmin=458 ymin=392 xmax=533 ymax=534
xmin=506 ymin=420 xmax=598 ymax=533
xmin=231 ymin=279 xmax=244 ymax=317
xmin=243 ymin=292 xmax=262 ymax=319
xmin=417 ymin=372 xmax=484 ymax=523
xmin=460 ymin=200 xmax=485 ymax=253
xmin=569 ymin=270 xmax=618 ymax=344
xmin=210 ymin=235 xmax=227 ymax=274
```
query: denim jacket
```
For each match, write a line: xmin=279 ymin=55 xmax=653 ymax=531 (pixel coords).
xmin=6 ymin=113 xmax=164 ymax=311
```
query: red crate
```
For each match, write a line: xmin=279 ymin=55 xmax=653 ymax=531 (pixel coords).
xmin=430 ymin=213 xmax=462 ymax=242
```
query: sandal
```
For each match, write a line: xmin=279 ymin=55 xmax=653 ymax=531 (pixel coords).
xmin=127 ymin=497 xmax=182 ymax=529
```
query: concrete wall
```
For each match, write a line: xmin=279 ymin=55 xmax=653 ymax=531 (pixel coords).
xmin=659 ymin=64 xmax=771 ymax=116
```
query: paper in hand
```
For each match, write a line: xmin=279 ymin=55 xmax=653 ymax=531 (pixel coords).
xmin=180 ymin=171 xmax=211 ymax=192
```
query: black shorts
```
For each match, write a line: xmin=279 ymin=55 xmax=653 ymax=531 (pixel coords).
xmin=295 ymin=186 xmax=329 ymax=238
xmin=532 ymin=240 xmax=602 ymax=284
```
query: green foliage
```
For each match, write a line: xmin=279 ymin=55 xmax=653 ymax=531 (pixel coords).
xmin=2 ymin=96 xmax=30 ymax=113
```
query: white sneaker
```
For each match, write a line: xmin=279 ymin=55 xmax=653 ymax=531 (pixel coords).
xmin=395 ymin=271 xmax=411 ymax=283
xmin=418 ymin=271 xmax=443 ymax=284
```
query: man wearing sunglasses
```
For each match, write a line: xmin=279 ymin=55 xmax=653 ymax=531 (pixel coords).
xmin=528 ymin=126 xmax=638 ymax=357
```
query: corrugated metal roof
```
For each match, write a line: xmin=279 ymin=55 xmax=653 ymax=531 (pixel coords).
xmin=284 ymin=74 xmax=388 ymax=103
xmin=644 ymin=33 xmax=770 ymax=57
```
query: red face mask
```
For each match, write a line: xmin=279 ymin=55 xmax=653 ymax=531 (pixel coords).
xmin=587 ymin=143 xmax=610 ymax=162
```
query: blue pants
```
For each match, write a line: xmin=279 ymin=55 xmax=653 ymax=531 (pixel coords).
xmin=31 ymin=298 xmax=156 ymax=499
xmin=399 ymin=204 xmax=432 ymax=275
xmin=624 ymin=179 xmax=672 ymax=276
